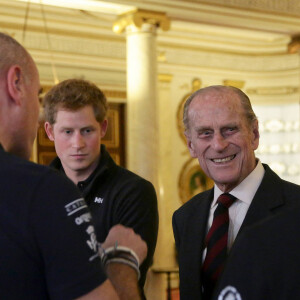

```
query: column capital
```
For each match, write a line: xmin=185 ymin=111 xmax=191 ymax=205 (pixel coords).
xmin=113 ymin=9 xmax=170 ymax=34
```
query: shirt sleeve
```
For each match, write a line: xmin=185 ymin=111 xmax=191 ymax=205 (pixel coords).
xmin=113 ymin=178 xmax=158 ymax=287
xmin=30 ymin=170 xmax=107 ymax=300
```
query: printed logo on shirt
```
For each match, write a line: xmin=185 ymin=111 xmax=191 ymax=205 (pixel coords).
xmin=218 ymin=286 xmax=242 ymax=300
xmin=86 ymin=225 xmax=98 ymax=252
xmin=94 ymin=197 xmax=104 ymax=204
xmin=65 ymin=198 xmax=87 ymax=216
xmin=75 ymin=212 xmax=92 ymax=225
xmin=85 ymin=225 xmax=99 ymax=261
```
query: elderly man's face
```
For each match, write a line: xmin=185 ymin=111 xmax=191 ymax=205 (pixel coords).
xmin=186 ymin=89 xmax=259 ymax=192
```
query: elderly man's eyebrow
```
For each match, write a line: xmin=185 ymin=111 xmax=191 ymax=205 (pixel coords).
xmin=195 ymin=126 xmax=211 ymax=132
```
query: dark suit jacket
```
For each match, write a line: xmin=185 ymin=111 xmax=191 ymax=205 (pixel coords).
xmin=213 ymin=207 xmax=300 ymax=300
xmin=172 ymin=164 xmax=300 ymax=300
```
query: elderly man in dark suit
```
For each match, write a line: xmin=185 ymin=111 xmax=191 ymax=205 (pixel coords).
xmin=172 ymin=85 xmax=300 ymax=300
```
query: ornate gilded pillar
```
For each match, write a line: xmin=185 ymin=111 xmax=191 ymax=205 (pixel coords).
xmin=113 ymin=10 xmax=170 ymax=185
xmin=155 ymin=73 xmax=177 ymax=266
xmin=114 ymin=11 xmax=170 ymax=299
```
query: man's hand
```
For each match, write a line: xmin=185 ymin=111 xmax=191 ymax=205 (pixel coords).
xmin=102 ymin=224 xmax=147 ymax=264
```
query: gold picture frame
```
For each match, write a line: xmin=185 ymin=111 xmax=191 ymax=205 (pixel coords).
xmin=178 ymin=157 xmax=214 ymax=204
xmin=176 ymin=78 xmax=202 ymax=144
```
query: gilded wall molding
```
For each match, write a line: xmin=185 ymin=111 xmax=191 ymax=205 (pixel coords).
xmin=288 ymin=35 xmax=300 ymax=54
xmin=223 ymin=80 xmax=245 ymax=88
xmin=158 ymin=73 xmax=173 ymax=83
xmin=161 ymin=46 xmax=299 ymax=72
xmin=247 ymin=86 xmax=299 ymax=95
xmin=176 ymin=78 xmax=201 ymax=144
xmin=102 ymin=90 xmax=127 ymax=99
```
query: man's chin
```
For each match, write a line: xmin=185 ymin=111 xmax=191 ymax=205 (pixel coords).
xmin=69 ymin=163 xmax=89 ymax=171
xmin=213 ymin=176 xmax=240 ymax=191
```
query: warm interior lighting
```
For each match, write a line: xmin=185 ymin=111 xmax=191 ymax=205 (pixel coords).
xmin=15 ymin=0 xmax=134 ymax=14
xmin=113 ymin=24 xmax=121 ymax=33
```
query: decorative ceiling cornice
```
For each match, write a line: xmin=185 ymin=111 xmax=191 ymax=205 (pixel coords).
xmin=191 ymin=0 xmax=300 ymax=17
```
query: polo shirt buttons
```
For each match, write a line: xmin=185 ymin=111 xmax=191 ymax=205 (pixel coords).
xmin=78 ymin=182 xmax=84 ymax=190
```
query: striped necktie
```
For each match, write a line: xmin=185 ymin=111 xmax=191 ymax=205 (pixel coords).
xmin=202 ymin=193 xmax=236 ymax=299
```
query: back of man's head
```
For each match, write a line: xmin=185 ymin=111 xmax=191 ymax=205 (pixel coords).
xmin=43 ymin=78 xmax=108 ymax=125
xmin=0 ymin=33 xmax=31 ymax=82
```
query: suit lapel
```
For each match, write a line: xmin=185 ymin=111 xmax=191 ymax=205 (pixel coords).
xmin=237 ymin=164 xmax=285 ymax=238
xmin=179 ymin=189 xmax=213 ymax=296
xmin=185 ymin=191 xmax=212 ymax=258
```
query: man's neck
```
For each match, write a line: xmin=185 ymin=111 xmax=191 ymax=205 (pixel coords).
xmin=65 ymin=170 xmax=89 ymax=185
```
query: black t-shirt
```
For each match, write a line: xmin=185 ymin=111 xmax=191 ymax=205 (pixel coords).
xmin=0 ymin=148 xmax=106 ymax=299
xmin=50 ymin=145 xmax=159 ymax=297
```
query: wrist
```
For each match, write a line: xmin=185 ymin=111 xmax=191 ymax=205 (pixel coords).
xmin=100 ymin=244 xmax=140 ymax=279
xmin=106 ymin=264 xmax=141 ymax=300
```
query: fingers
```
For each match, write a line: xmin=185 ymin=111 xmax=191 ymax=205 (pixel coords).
xmin=102 ymin=224 xmax=148 ymax=264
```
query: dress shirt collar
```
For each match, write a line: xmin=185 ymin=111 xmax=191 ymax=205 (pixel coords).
xmin=212 ymin=159 xmax=265 ymax=207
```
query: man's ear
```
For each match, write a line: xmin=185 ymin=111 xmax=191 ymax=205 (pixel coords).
xmin=44 ymin=122 xmax=55 ymax=141
xmin=7 ymin=65 xmax=23 ymax=105
xmin=185 ymin=131 xmax=197 ymax=158
xmin=251 ymin=120 xmax=260 ymax=150
xmin=100 ymin=119 xmax=108 ymax=138
xmin=187 ymin=139 xmax=197 ymax=158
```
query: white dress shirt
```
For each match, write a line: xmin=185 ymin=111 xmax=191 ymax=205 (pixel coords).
xmin=203 ymin=160 xmax=265 ymax=260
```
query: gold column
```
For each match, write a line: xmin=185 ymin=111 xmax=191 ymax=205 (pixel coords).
xmin=114 ymin=10 xmax=170 ymax=300
xmin=113 ymin=10 xmax=170 ymax=185
xmin=156 ymin=73 xmax=176 ymax=267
